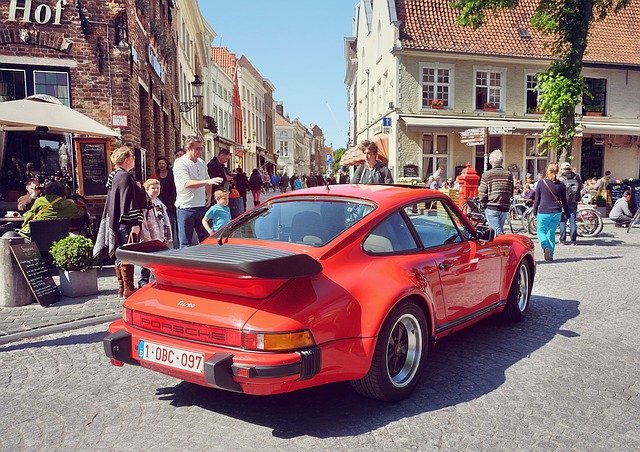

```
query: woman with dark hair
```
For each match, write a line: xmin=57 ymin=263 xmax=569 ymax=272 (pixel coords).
xmin=248 ymin=168 xmax=263 ymax=207
xmin=94 ymin=145 xmax=145 ymax=297
xmin=152 ymin=156 xmax=177 ymax=247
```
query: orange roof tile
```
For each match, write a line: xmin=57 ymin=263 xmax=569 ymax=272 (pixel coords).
xmin=275 ymin=112 xmax=291 ymax=126
xmin=211 ymin=47 xmax=237 ymax=79
xmin=396 ymin=0 xmax=640 ymax=65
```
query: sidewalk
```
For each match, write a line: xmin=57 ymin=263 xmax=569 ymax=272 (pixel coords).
xmin=1 ymin=199 xmax=635 ymax=346
xmin=0 ymin=190 xmax=282 ymax=345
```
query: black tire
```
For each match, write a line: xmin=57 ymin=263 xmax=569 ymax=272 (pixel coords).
xmin=351 ymin=300 xmax=428 ymax=402
xmin=504 ymin=260 xmax=532 ymax=322
xmin=576 ymin=209 xmax=603 ymax=237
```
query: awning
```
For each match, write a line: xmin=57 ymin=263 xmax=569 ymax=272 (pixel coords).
xmin=0 ymin=95 xmax=120 ymax=138
xmin=579 ymin=122 xmax=640 ymax=136
xmin=340 ymin=134 xmax=390 ymax=166
xmin=400 ymin=115 xmax=546 ymax=134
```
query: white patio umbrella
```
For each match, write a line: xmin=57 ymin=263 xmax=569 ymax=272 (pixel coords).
xmin=0 ymin=94 xmax=120 ymax=138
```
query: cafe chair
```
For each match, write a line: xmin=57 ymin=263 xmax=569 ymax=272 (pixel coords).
xmin=29 ymin=218 xmax=71 ymax=265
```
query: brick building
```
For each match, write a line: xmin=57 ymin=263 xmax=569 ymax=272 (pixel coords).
xmin=0 ymin=0 xmax=180 ymax=211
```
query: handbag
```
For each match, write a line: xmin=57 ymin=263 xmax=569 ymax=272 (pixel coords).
xmin=543 ymin=180 xmax=566 ymax=221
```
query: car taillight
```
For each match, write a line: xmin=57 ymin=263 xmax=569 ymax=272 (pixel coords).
xmin=241 ymin=330 xmax=315 ymax=352
xmin=122 ymin=307 xmax=132 ymax=324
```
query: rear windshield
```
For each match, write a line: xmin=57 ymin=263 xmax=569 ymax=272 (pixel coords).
xmin=224 ymin=199 xmax=375 ymax=246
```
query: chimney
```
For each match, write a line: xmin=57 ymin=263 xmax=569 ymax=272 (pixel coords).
xmin=276 ymin=102 xmax=284 ymax=117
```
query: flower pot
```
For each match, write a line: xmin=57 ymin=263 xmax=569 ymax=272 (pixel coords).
xmin=483 ymin=106 xmax=497 ymax=112
xmin=431 ymin=105 xmax=443 ymax=110
xmin=585 ymin=111 xmax=603 ymax=116
xmin=59 ymin=268 xmax=98 ymax=297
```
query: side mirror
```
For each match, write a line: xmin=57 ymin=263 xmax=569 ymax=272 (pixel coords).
xmin=476 ymin=225 xmax=496 ymax=242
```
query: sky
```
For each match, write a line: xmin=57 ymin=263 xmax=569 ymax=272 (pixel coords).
xmin=199 ymin=0 xmax=357 ymax=151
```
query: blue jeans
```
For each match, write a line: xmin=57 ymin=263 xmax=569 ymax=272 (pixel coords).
xmin=537 ymin=212 xmax=561 ymax=258
xmin=177 ymin=206 xmax=208 ymax=248
xmin=115 ymin=224 xmax=133 ymax=266
xmin=559 ymin=204 xmax=578 ymax=243
xmin=485 ymin=209 xmax=507 ymax=234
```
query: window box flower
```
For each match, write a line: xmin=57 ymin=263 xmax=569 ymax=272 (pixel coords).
xmin=430 ymin=99 xmax=444 ymax=110
xmin=483 ymin=103 xmax=497 ymax=112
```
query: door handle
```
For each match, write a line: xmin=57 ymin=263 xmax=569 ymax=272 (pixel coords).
xmin=438 ymin=262 xmax=453 ymax=271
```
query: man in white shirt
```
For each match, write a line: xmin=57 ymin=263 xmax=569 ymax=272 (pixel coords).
xmin=173 ymin=136 xmax=223 ymax=248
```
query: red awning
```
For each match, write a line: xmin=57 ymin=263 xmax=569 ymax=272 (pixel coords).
xmin=340 ymin=134 xmax=389 ymax=166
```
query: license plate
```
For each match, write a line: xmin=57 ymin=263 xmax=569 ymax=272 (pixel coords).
xmin=138 ymin=340 xmax=204 ymax=374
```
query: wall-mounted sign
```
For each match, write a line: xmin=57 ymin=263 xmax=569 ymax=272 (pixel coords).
xmin=75 ymin=138 xmax=112 ymax=196
xmin=112 ymin=114 xmax=128 ymax=127
xmin=147 ymin=44 xmax=165 ymax=82
xmin=403 ymin=164 xmax=419 ymax=178
xmin=382 ymin=117 xmax=392 ymax=127
xmin=7 ymin=0 xmax=67 ymax=26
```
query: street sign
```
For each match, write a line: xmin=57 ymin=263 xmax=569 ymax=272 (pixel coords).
xmin=382 ymin=117 xmax=392 ymax=127
xmin=463 ymin=139 xmax=485 ymax=147
xmin=488 ymin=126 xmax=515 ymax=135
xmin=460 ymin=128 xmax=484 ymax=137
xmin=325 ymin=154 xmax=333 ymax=165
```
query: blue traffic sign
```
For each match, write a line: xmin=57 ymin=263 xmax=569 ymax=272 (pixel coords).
xmin=326 ymin=154 xmax=333 ymax=165
xmin=382 ymin=117 xmax=391 ymax=127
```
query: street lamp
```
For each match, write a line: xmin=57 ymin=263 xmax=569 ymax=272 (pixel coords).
xmin=179 ymin=75 xmax=204 ymax=112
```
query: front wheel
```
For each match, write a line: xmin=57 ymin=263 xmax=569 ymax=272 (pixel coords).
xmin=576 ymin=209 xmax=603 ymax=237
xmin=504 ymin=260 xmax=532 ymax=322
xmin=351 ymin=300 xmax=428 ymax=402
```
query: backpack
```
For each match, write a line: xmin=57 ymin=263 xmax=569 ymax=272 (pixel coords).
xmin=562 ymin=175 xmax=580 ymax=203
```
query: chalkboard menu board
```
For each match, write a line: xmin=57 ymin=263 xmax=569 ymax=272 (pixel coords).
xmin=79 ymin=141 xmax=108 ymax=195
xmin=403 ymin=164 xmax=419 ymax=178
xmin=10 ymin=242 xmax=62 ymax=306
xmin=608 ymin=184 xmax=628 ymax=203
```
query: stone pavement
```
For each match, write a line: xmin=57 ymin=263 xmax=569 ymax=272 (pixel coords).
xmin=0 ymin=209 xmax=636 ymax=346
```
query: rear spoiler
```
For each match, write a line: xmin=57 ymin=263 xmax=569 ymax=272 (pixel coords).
xmin=115 ymin=241 xmax=323 ymax=278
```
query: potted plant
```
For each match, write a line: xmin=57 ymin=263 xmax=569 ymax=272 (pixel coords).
xmin=430 ymin=99 xmax=444 ymax=110
xmin=583 ymin=104 xmax=603 ymax=116
xmin=50 ymin=235 xmax=98 ymax=297
xmin=594 ymin=194 xmax=607 ymax=216
xmin=483 ymin=102 xmax=497 ymax=112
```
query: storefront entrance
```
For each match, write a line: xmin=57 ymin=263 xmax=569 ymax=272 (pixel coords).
xmin=581 ymin=137 xmax=604 ymax=180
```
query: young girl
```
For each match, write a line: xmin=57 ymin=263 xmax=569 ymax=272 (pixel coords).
xmin=139 ymin=178 xmax=172 ymax=286
xmin=202 ymin=189 xmax=231 ymax=236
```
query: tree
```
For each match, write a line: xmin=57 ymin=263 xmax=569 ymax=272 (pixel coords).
xmin=451 ymin=0 xmax=630 ymax=163
xmin=333 ymin=147 xmax=347 ymax=173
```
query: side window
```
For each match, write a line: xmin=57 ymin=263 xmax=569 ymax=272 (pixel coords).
xmin=404 ymin=199 xmax=464 ymax=248
xmin=363 ymin=212 xmax=418 ymax=254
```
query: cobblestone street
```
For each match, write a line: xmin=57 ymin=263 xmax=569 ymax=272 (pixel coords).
xmin=1 ymin=220 xmax=639 ymax=450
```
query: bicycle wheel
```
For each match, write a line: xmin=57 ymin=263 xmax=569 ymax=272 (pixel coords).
xmin=521 ymin=208 xmax=534 ymax=234
xmin=527 ymin=212 xmax=537 ymax=235
xmin=576 ymin=209 xmax=603 ymax=237
xmin=628 ymin=210 xmax=640 ymax=233
xmin=508 ymin=205 xmax=527 ymax=233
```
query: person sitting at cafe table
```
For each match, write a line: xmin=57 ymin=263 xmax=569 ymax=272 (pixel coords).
xmin=16 ymin=181 xmax=85 ymax=238
xmin=17 ymin=178 xmax=43 ymax=213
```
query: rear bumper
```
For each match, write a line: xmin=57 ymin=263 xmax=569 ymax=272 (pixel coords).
xmin=103 ymin=327 xmax=322 ymax=394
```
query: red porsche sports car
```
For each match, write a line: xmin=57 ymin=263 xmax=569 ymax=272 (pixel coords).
xmin=104 ymin=185 xmax=535 ymax=402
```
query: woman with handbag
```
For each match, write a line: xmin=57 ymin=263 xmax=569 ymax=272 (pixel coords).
xmin=93 ymin=145 xmax=145 ymax=297
xmin=533 ymin=163 xmax=569 ymax=261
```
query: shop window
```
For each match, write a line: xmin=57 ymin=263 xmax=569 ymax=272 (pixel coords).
xmin=34 ymin=71 xmax=70 ymax=106
xmin=422 ymin=134 xmax=448 ymax=179
xmin=0 ymin=69 xmax=27 ymax=102
xmin=583 ymin=78 xmax=607 ymax=115
xmin=525 ymin=137 xmax=549 ymax=178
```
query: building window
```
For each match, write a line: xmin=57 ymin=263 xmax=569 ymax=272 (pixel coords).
xmin=475 ymin=69 xmax=504 ymax=110
xmin=526 ymin=73 xmax=541 ymax=113
xmin=421 ymin=64 xmax=451 ymax=109
xmin=525 ymin=137 xmax=548 ymax=178
xmin=422 ymin=134 xmax=448 ymax=179
xmin=583 ymin=78 xmax=607 ymax=115
xmin=34 ymin=71 xmax=70 ymax=106
xmin=0 ymin=69 xmax=26 ymax=102
xmin=279 ymin=140 xmax=289 ymax=157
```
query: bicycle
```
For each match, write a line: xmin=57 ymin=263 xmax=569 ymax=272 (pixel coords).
xmin=462 ymin=196 xmax=527 ymax=234
xmin=507 ymin=197 xmax=530 ymax=234
xmin=627 ymin=209 xmax=640 ymax=233
xmin=524 ymin=204 xmax=603 ymax=238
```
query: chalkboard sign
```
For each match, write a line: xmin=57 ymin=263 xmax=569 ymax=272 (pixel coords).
xmin=608 ymin=184 xmax=628 ymax=204
xmin=74 ymin=139 xmax=112 ymax=197
xmin=633 ymin=186 xmax=640 ymax=211
xmin=10 ymin=242 xmax=62 ymax=306
xmin=403 ymin=164 xmax=419 ymax=178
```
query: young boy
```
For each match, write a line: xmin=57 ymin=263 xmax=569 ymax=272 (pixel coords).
xmin=139 ymin=178 xmax=172 ymax=286
xmin=202 ymin=189 xmax=231 ymax=236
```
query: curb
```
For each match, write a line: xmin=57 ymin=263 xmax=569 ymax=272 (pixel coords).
xmin=0 ymin=313 xmax=121 ymax=346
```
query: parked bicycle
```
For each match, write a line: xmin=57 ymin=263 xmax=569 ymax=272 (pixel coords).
xmin=523 ymin=204 xmax=604 ymax=237
xmin=462 ymin=196 xmax=528 ymax=234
